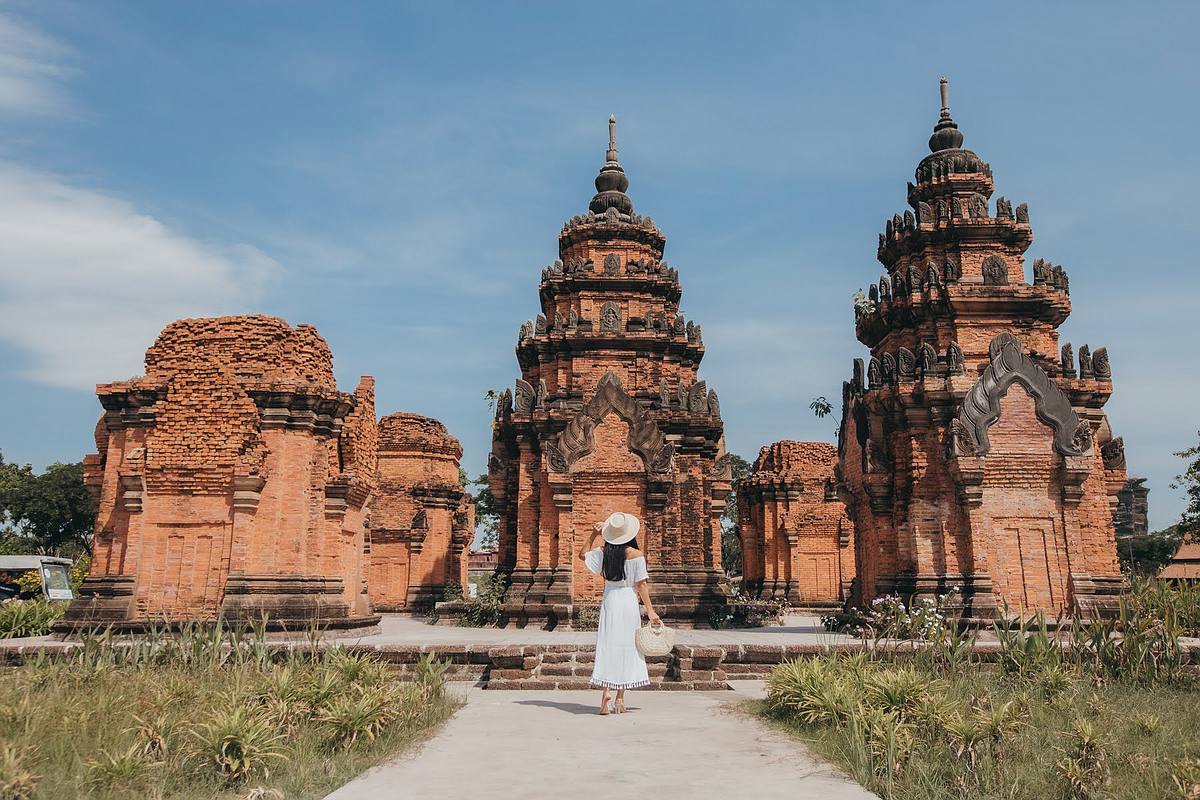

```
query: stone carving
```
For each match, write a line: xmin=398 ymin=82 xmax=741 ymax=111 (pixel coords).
xmin=694 ymin=324 xmax=703 ymax=345
xmin=880 ymin=353 xmax=896 ymax=385
xmin=1078 ymin=344 xmax=1093 ymax=379
xmin=534 ymin=379 xmax=548 ymax=410
xmin=1072 ymin=421 xmax=1093 ymax=453
xmin=1061 ymin=343 xmax=1076 ymax=378
xmin=514 ymin=379 xmax=535 ymax=415
xmin=1101 ymin=437 xmax=1126 ymax=470
xmin=955 ymin=332 xmax=1087 ymax=457
xmin=879 ymin=275 xmax=891 ymax=302
xmin=411 ymin=509 xmax=427 ymax=530
xmin=996 ymin=196 xmax=1012 ymax=219
xmin=904 ymin=210 xmax=914 ymax=229
xmin=852 ymin=358 xmax=865 ymax=390
xmin=688 ymin=381 xmax=708 ymax=413
xmin=659 ymin=379 xmax=671 ymax=408
xmin=946 ymin=342 xmax=965 ymax=375
xmin=1015 ymin=203 xmax=1029 ymax=223
xmin=600 ymin=302 xmax=621 ymax=332
xmin=568 ymin=308 xmax=579 ymax=329
xmin=519 ymin=320 xmax=533 ymax=341
xmin=926 ymin=263 xmax=939 ymax=288
xmin=867 ymin=357 xmax=881 ymax=389
xmin=869 ymin=284 xmax=879 ymax=304
xmin=970 ymin=194 xmax=987 ymax=217
xmin=919 ymin=343 xmax=938 ymax=376
xmin=944 ymin=258 xmax=959 ymax=283
xmin=908 ymin=265 xmax=921 ymax=290
xmin=535 ymin=315 xmax=547 ymax=335
xmin=495 ymin=388 xmax=513 ymax=419
xmin=982 ymin=255 xmax=1009 ymax=285
xmin=686 ymin=321 xmax=697 ymax=342
xmin=603 ymin=253 xmax=620 ymax=275
xmin=554 ymin=311 xmax=565 ymax=330
xmin=892 ymin=272 xmax=906 ymax=298
xmin=673 ymin=315 xmax=685 ymax=335
xmin=551 ymin=259 xmax=563 ymax=275
xmin=707 ymin=391 xmax=721 ymax=417
xmin=709 ymin=453 xmax=732 ymax=481
xmin=897 ymin=347 xmax=916 ymax=381
xmin=936 ymin=198 xmax=949 ymax=221
xmin=917 ymin=201 xmax=932 ymax=224
xmin=545 ymin=372 xmax=674 ymax=474
xmin=1092 ymin=347 xmax=1111 ymax=380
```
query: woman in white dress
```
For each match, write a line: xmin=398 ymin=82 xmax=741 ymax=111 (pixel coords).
xmin=578 ymin=511 xmax=662 ymax=715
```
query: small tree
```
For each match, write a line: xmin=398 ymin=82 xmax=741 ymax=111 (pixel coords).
xmin=720 ymin=454 xmax=751 ymax=577
xmin=0 ymin=457 xmax=95 ymax=557
xmin=470 ymin=473 xmax=499 ymax=551
xmin=1173 ymin=432 xmax=1200 ymax=542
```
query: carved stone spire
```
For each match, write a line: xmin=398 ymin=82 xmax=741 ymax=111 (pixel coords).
xmin=928 ymin=77 xmax=965 ymax=152
xmin=589 ymin=114 xmax=634 ymax=215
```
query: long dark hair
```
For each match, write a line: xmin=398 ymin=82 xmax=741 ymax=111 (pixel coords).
xmin=601 ymin=538 xmax=639 ymax=582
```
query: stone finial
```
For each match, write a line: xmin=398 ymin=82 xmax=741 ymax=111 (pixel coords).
xmin=929 ymin=77 xmax=965 ymax=152
xmin=590 ymin=115 xmax=633 ymax=215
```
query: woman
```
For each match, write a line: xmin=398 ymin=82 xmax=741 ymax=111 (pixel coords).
xmin=578 ymin=511 xmax=662 ymax=715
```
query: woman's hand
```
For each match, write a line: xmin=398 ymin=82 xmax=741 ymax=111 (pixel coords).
xmin=647 ymin=610 xmax=662 ymax=625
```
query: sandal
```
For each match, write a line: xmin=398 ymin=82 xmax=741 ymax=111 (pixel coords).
xmin=615 ymin=699 xmax=626 ymax=714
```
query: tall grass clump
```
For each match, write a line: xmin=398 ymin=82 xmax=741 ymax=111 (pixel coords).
xmin=0 ymin=620 xmax=459 ymax=799
xmin=0 ymin=601 xmax=66 ymax=639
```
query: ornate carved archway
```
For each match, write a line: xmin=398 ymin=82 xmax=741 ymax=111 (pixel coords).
xmin=546 ymin=372 xmax=674 ymax=474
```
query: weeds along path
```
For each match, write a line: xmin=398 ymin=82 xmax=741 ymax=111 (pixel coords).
xmin=325 ymin=686 xmax=877 ymax=799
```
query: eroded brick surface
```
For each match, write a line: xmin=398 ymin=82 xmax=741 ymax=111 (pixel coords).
xmin=65 ymin=315 xmax=378 ymax=630
xmin=739 ymin=441 xmax=855 ymax=606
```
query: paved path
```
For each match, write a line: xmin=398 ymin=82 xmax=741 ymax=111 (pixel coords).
xmin=325 ymin=683 xmax=877 ymax=799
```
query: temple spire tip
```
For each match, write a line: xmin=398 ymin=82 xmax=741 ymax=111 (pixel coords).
xmin=607 ymin=115 xmax=618 ymax=162
xmin=939 ymin=77 xmax=950 ymax=117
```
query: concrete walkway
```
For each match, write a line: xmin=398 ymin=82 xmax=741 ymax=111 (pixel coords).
xmin=325 ymin=683 xmax=876 ymax=799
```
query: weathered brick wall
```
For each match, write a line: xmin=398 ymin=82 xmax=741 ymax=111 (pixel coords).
xmin=739 ymin=441 xmax=855 ymax=605
xmin=369 ymin=412 xmax=471 ymax=611
xmin=63 ymin=315 xmax=377 ymax=632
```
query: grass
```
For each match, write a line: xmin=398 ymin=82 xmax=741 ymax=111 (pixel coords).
xmin=0 ymin=601 xmax=67 ymax=639
xmin=763 ymin=581 xmax=1200 ymax=800
xmin=0 ymin=624 xmax=459 ymax=799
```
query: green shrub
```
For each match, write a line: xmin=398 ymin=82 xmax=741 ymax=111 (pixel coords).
xmin=190 ymin=704 xmax=288 ymax=782
xmin=0 ymin=600 xmax=66 ymax=639
xmin=456 ymin=573 xmax=506 ymax=627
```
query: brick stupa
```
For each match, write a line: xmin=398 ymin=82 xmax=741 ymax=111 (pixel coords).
xmin=837 ymin=81 xmax=1127 ymax=621
xmin=60 ymin=315 xmax=379 ymax=633
xmin=368 ymin=412 xmax=474 ymax=611
xmin=488 ymin=117 xmax=731 ymax=626
xmin=739 ymin=441 xmax=855 ymax=607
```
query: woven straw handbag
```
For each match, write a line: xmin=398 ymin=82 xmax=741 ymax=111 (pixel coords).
xmin=635 ymin=621 xmax=675 ymax=657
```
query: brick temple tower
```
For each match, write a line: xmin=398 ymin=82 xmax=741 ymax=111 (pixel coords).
xmin=368 ymin=412 xmax=474 ymax=611
xmin=488 ymin=117 xmax=731 ymax=626
xmin=837 ymin=81 xmax=1127 ymax=621
xmin=61 ymin=316 xmax=379 ymax=633
xmin=739 ymin=441 xmax=855 ymax=607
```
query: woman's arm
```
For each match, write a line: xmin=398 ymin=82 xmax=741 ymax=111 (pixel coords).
xmin=635 ymin=580 xmax=661 ymax=624
xmin=577 ymin=523 xmax=604 ymax=562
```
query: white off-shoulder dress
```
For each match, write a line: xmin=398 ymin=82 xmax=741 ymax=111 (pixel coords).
xmin=583 ymin=549 xmax=650 ymax=689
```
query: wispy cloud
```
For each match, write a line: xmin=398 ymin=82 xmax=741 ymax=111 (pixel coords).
xmin=0 ymin=163 xmax=279 ymax=389
xmin=0 ymin=10 xmax=72 ymax=115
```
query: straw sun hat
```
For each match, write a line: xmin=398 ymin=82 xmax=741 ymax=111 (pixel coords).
xmin=600 ymin=511 xmax=641 ymax=545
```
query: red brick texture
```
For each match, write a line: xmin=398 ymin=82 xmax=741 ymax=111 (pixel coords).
xmin=63 ymin=315 xmax=379 ymax=632
xmin=369 ymin=412 xmax=473 ymax=611
xmin=739 ymin=442 xmax=855 ymax=607
xmin=488 ymin=127 xmax=731 ymax=625
xmin=837 ymin=91 xmax=1125 ymax=622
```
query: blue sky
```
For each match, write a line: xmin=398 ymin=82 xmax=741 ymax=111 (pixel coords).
xmin=0 ymin=2 xmax=1197 ymax=531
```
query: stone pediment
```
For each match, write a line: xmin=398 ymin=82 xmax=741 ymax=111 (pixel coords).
xmin=546 ymin=372 xmax=673 ymax=475
xmin=953 ymin=332 xmax=1089 ymax=458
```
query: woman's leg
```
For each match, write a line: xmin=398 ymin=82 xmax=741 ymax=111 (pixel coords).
xmin=615 ymin=688 xmax=626 ymax=713
xmin=599 ymin=686 xmax=611 ymax=715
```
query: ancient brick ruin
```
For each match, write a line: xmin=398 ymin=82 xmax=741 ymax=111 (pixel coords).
xmin=487 ymin=117 xmax=731 ymax=625
xmin=368 ymin=412 xmax=473 ymax=611
xmin=61 ymin=315 xmax=380 ymax=632
xmin=836 ymin=81 xmax=1126 ymax=621
xmin=738 ymin=441 xmax=855 ymax=607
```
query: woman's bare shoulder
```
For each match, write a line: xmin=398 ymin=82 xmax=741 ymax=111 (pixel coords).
xmin=625 ymin=548 xmax=645 ymax=560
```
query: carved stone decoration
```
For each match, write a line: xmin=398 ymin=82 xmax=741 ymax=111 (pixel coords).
xmin=554 ymin=311 xmax=565 ymax=330
xmin=707 ymin=390 xmax=721 ymax=417
xmin=411 ymin=509 xmax=428 ymax=531
xmin=513 ymin=379 xmax=535 ymax=415
xmin=659 ymin=379 xmax=671 ymax=409
xmin=852 ymin=358 xmax=865 ymax=390
xmin=1092 ymin=347 xmax=1111 ymax=380
xmin=981 ymin=255 xmax=1009 ymax=285
xmin=919 ymin=342 xmax=938 ymax=376
xmin=880 ymin=352 xmax=896 ymax=385
xmin=1078 ymin=344 xmax=1093 ymax=379
xmin=944 ymin=258 xmax=959 ymax=283
xmin=1101 ymin=437 xmax=1126 ymax=470
xmin=926 ymin=263 xmax=939 ymax=288
xmin=686 ymin=321 xmax=696 ymax=342
xmin=534 ymin=379 xmax=548 ymax=410
xmin=600 ymin=302 xmax=621 ymax=332
xmin=494 ymin=388 xmax=513 ymax=420
xmin=867 ymin=357 xmax=882 ymax=389
xmin=1072 ymin=421 xmax=1094 ymax=453
xmin=917 ymin=201 xmax=932 ymax=224
xmin=948 ymin=418 xmax=979 ymax=458
xmin=545 ymin=372 xmax=673 ymax=474
xmin=955 ymin=332 xmax=1087 ymax=457
xmin=946 ymin=342 xmax=965 ymax=375
xmin=709 ymin=453 xmax=732 ymax=481
xmin=688 ymin=380 xmax=708 ymax=413
xmin=970 ymin=194 xmax=987 ymax=217
xmin=897 ymin=347 xmax=916 ymax=381
xmin=879 ymin=275 xmax=891 ymax=302
xmin=936 ymin=198 xmax=949 ymax=221
xmin=1061 ymin=343 xmax=1076 ymax=378
xmin=892 ymin=273 xmax=906 ymax=298
xmin=673 ymin=315 xmax=685 ymax=335
xmin=1015 ymin=203 xmax=1029 ymax=223
xmin=603 ymin=253 xmax=620 ymax=275
xmin=568 ymin=308 xmax=579 ymax=329
xmin=535 ymin=315 xmax=547 ymax=334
